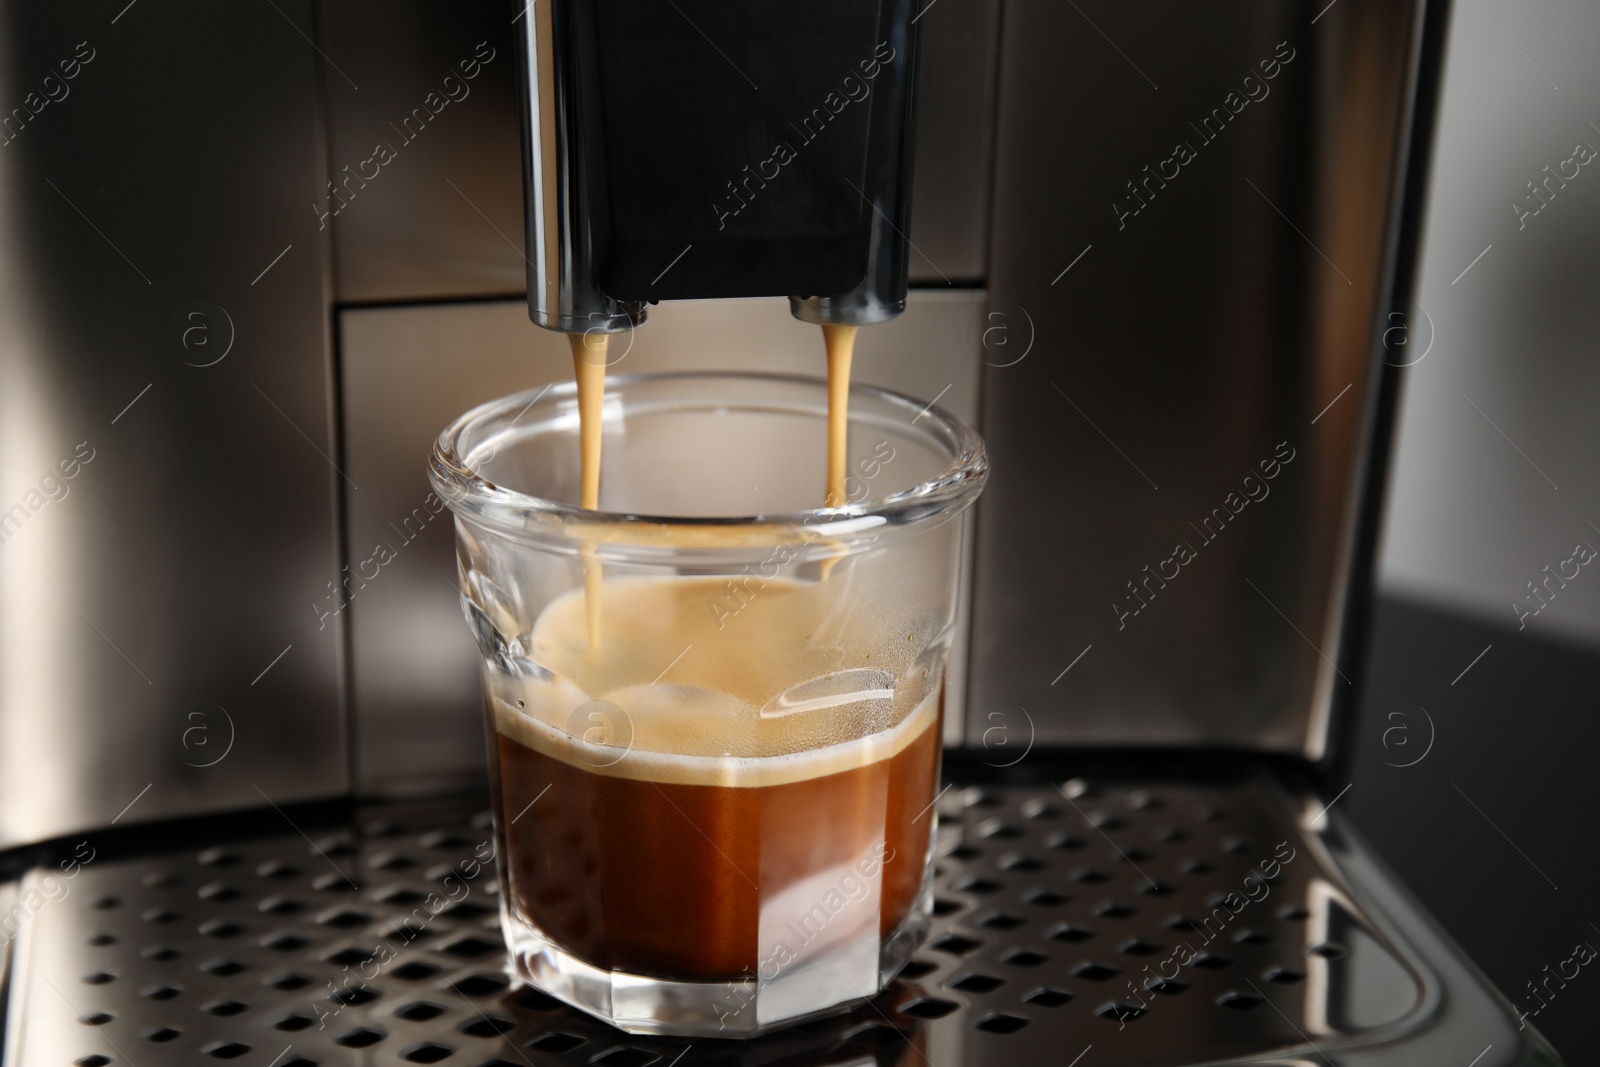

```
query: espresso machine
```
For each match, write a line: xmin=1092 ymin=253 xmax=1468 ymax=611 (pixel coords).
xmin=0 ymin=0 xmax=1565 ymax=1064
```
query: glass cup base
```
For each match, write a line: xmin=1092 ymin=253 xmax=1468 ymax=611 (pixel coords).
xmin=499 ymin=886 xmax=933 ymax=1038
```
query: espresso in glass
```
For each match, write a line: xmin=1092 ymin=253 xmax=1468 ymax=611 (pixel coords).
xmin=432 ymin=372 xmax=985 ymax=1037
xmin=490 ymin=575 xmax=940 ymax=982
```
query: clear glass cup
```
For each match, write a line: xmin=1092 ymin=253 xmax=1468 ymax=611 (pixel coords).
xmin=429 ymin=372 xmax=986 ymax=1037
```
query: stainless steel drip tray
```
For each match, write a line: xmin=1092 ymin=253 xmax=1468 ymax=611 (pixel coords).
xmin=0 ymin=771 xmax=1559 ymax=1067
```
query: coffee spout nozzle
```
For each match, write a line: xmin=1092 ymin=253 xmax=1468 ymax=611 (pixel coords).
xmin=789 ymin=143 xmax=913 ymax=328
xmin=789 ymin=290 xmax=906 ymax=328
xmin=516 ymin=0 xmax=919 ymax=334
xmin=515 ymin=0 xmax=644 ymax=337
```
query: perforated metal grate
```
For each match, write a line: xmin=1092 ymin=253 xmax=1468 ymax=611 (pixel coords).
xmin=5 ymin=778 xmax=1433 ymax=1067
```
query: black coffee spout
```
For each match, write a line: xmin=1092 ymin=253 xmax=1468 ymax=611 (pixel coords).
xmin=513 ymin=0 xmax=921 ymax=333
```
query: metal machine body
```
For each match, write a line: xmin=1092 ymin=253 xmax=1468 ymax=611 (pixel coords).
xmin=1 ymin=770 xmax=1561 ymax=1066
xmin=514 ymin=0 xmax=922 ymax=332
xmin=0 ymin=0 xmax=1565 ymax=1063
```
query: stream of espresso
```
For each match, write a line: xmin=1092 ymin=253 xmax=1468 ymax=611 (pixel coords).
xmin=822 ymin=323 xmax=858 ymax=508
xmin=567 ymin=323 xmax=857 ymax=649
xmin=569 ymin=332 xmax=608 ymax=651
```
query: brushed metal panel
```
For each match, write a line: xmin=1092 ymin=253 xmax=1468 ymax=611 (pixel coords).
xmin=321 ymin=1 xmax=525 ymax=304
xmin=340 ymin=291 xmax=985 ymax=795
xmin=0 ymin=0 xmax=345 ymax=849
xmin=969 ymin=0 xmax=1429 ymax=755
xmin=906 ymin=0 xmax=1002 ymax=283
xmin=322 ymin=0 xmax=997 ymax=303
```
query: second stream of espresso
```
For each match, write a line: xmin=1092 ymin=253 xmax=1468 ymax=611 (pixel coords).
xmin=822 ymin=322 xmax=858 ymax=508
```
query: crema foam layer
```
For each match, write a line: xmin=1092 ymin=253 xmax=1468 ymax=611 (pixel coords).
xmin=490 ymin=575 xmax=940 ymax=789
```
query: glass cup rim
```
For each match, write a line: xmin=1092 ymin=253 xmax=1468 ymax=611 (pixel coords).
xmin=428 ymin=370 xmax=988 ymax=555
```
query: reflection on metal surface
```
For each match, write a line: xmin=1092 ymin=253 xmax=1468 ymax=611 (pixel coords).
xmin=1303 ymin=877 xmax=1422 ymax=1034
xmin=1 ymin=776 xmax=1556 ymax=1066
xmin=906 ymin=0 xmax=1001 ymax=283
xmin=0 ymin=0 xmax=346 ymax=852
xmin=970 ymin=0 xmax=1438 ymax=757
